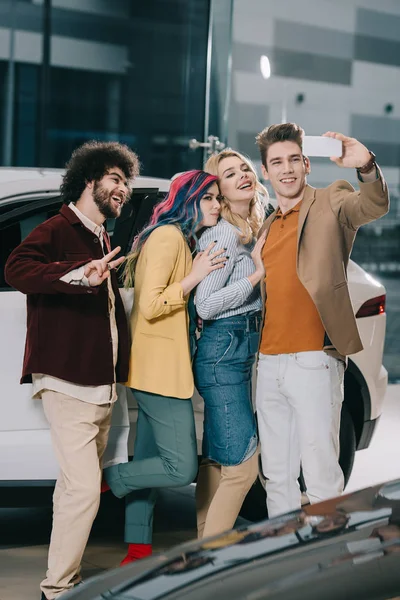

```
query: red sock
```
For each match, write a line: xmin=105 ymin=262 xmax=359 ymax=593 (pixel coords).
xmin=120 ymin=543 xmax=152 ymax=566
xmin=100 ymin=478 xmax=110 ymax=493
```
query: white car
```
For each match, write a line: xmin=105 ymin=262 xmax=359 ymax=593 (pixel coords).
xmin=0 ymin=168 xmax=388 ymax=519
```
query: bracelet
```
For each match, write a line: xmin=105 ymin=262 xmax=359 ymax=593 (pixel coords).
xmin=357 ymin=151 xmax=376 ymax=174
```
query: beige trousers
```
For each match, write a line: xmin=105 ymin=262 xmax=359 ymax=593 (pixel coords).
xmin=40 ymin=391 xmax=113 ymax=599
xmin=196 ymin=450 xmax=259 ymax=539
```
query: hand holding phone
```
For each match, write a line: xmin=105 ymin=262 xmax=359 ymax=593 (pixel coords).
xmin=303 ymin=136 xmax=342 ymax=158
xmin=322 ymin=131 xmax=371 ymax=169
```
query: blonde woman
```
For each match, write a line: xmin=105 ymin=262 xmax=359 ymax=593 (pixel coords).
xmin=194 ymin=149 xmax=268 ymax=538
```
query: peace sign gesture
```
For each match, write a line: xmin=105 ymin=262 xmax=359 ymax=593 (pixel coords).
xmin=83 ymin=246 xmax=126 ymax=287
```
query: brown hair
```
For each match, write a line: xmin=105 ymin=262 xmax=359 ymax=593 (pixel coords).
xmin=204 ymin=149 xmax=268 ymax=244
xmin=256 ymin=123 xmax=305 ymax=169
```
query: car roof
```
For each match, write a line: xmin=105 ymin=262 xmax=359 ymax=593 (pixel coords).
xmin=0 ymin=167 xmax=170 ymax=200
xmin=65 ymin=479 xmax=400 ymax=600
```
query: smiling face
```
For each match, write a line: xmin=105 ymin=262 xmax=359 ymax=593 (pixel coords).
xmin=198 ymin=182 xmax=221 ymax=228
xmin=261 ymin=141 xmax=310 ymax=202
xmin=217 ymin=155 xmax=256 ymax=206
xmin=92 ymin=167 xmax=130 ymax=219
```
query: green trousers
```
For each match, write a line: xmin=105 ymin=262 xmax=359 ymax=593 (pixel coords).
xmin=103 ymin=389 xmax=198 ymax=544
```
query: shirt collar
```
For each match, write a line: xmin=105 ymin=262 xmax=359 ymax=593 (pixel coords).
xmin=68 ymin=202 xmax=104 ymax=237
xmin=276 ymin=199 xmax=302 ymax=217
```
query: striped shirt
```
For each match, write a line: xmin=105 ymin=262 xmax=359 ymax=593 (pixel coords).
xmin=195 ymin=218 xmax=262 ymax=320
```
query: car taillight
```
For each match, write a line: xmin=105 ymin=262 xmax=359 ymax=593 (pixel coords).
xmin=356 ymin=294 xmax=386 ymax=318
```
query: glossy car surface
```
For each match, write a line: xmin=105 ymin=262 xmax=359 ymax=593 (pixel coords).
xmin=63 ymin=479 xmax=400 ymax=600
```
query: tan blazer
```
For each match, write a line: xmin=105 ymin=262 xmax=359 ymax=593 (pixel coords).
xmin=126 ymin=225 xmax=194 ymax=399
xmin=258 ymin=170 xmax=389 ymax=358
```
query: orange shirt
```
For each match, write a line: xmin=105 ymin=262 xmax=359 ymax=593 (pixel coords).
xmin=259 ymin=202 xmax=325 ymax=355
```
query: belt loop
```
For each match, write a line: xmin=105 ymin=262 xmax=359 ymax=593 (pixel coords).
xmin=246 ymin=316 xmax=250 ymax=333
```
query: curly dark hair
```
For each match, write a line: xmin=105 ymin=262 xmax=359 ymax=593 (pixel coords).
xmin=60 ymin=140 xmax=140 ymax=204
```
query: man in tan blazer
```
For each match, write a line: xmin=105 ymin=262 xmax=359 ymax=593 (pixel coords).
xmin=254 ymin=123 xmax=389 ymax=518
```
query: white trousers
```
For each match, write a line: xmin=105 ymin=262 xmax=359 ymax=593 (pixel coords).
xmin=255 ymin=351 xmax=345 ymax=518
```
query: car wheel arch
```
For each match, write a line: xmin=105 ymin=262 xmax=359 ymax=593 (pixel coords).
xmin=344 ymin=358 xmax=371 ymax=449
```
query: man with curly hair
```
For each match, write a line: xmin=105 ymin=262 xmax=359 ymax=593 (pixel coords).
xmin=5 ymin=141 xmax=140 ymax=599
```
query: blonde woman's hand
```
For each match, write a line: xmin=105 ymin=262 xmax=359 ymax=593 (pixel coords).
xmin=248 ymin=231 xmax=267 ymax=287
xmin=251 ymin=231 xmax=267 ymax=275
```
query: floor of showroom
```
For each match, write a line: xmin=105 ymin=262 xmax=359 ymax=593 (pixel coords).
xmin=1 ymin=385 xmax=399 ymax=600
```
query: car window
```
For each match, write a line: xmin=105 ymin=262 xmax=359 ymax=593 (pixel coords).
xmin=112 ymin=190 xmax=166 ymax=246
xmin=0 ymin=189 xmax=166 ymax=290
xmin=0 ymin=199 xmax=62 ymax=290
xmin=0 ymin=199 xmax=38 ymax=217
xmin=108 ymin=189 xmax=166 ymax=286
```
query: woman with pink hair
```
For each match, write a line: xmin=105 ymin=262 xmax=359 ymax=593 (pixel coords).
xmin=102 ymin=170 xmax=225 ymax=564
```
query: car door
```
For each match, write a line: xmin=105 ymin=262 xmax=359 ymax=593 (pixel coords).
xmin=0 ymin=195 xmax=65 ymax=481
xmin=0 ymin=188 xmax=164 ymax=482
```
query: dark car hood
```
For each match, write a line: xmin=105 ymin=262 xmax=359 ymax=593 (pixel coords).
xmin=65 ymin=479 xmax=400 ymax=600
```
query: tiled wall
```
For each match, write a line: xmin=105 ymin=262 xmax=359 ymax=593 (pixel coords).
xmin=229 ymin=0 xmax=400 ymax=197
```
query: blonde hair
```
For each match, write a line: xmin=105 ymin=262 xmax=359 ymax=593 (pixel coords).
xmin=204 ymin=149 xmax=268 ymax=244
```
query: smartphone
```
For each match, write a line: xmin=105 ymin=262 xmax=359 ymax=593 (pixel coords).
xmin=303 ymin=136 xmax=342 ymax=157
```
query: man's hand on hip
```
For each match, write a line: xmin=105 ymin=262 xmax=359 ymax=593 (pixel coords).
xmin=322 ymin=131 xmax=371 ymax=169
xmin=84 ymin=246 xmax=126 ymax=287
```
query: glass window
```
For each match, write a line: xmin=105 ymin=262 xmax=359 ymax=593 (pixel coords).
xmin=14 ymin=64 xmax=40 ymax=167
xmin=227 ymin=0 xmax=400 ymax=383
xmin=0 ymin=60 xmax=7 ymax=154
xmin=2 ymin=0 xmax=210 ymax=178
xmin=108 ymin=189 xmax=166 ymax=257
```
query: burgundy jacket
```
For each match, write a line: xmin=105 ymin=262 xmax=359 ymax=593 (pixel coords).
xmin=5 ymin=204 xmax=130 ymax=386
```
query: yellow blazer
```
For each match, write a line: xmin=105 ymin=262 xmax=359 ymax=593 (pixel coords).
xmin=126 ymin=225 xmax=194 ymax=399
